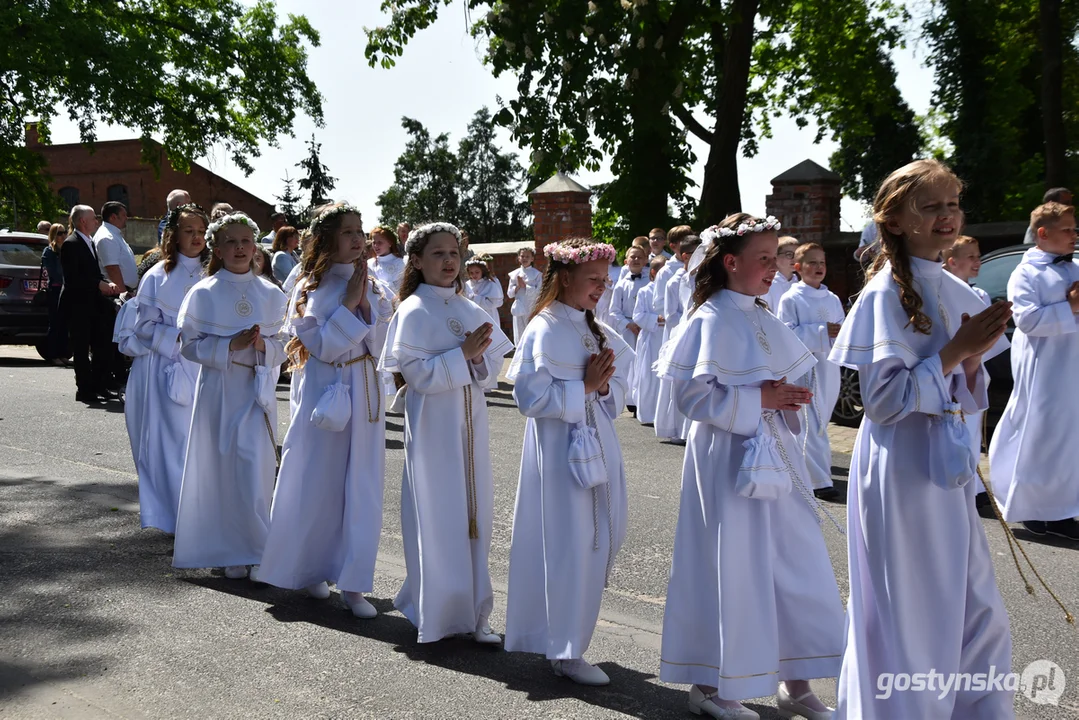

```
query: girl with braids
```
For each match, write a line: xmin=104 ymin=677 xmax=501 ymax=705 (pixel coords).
xmin=829 ymin=160 xmax=1013 ymax=718
xmin=172 ymin=213 xmax=288 ymax=580
xmin=657 ymin=214 xmax=842 ymax=720
xmin=376 ymin=222 xmax=513 ymax=645
xmin=258 ymin=204 xmax=393 ymax=618
xmin=504 ymin=238 xmax=633 ymax=687
xmin=366 ymin=225 xmax=406 ymax=294
xmin=129 ymin=204 xmax=209 ymax=534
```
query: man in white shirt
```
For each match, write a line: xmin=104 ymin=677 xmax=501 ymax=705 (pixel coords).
xmin=262 ymin=212 xmax=286 ymax=244
xmin=94 ymin=202 xmax=138 ymax=292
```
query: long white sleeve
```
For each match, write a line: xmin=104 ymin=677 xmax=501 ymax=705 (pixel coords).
xmin=673 ymin=376 xmax=761 ymax=437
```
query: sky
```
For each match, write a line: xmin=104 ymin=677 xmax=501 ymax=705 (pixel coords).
xmin=48 ymin=2 xmax=937 ymax=232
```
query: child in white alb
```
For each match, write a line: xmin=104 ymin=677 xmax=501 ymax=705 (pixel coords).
xmin=465 ymin=256 xmax=504 ymax=325
xmin=507 ymin=247 xmax=542 ymax=345
xmin=764 ymin=235 xmax=798 ymax=312
xmin=777 ymin=242 xmax=845 ymax=501
xmin=989 ymin=202 xmax=1079 ymax=540
xmin=630 ymin=256 xmax=666 ymax=425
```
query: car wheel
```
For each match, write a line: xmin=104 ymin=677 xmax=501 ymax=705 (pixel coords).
xmin=35 ymin=341 xmax=49 ymax=362
xmin=832 ymin=366 xmax=864 ymax=427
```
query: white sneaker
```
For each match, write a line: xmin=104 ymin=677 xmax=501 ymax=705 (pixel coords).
xmin=777 ymin=684 xmax=833 ymax=720
xmin=305 ymin=582 xmax=330 ymax=600
xmin=688 ymin=686 xmax=759 ymax=719
xmin=472 ymin=625 xmax=502 ymax=645
xmin=224 ymin=565 xmax=248 ymax=579
xmin=248 ymin=565 xmax=263 ymax=583
xmin=342 ymin=592 xmax=377 ymax=619
xmin=550 ymin=658 xmax=610 ymax=686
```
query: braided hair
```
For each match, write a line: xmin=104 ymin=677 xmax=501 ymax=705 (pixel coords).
xmin=867 ymin=159 xmax=963 ymax=335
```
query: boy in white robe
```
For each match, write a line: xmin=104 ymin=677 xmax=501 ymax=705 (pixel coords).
xmin=607 ymin=246 xmax=648 ymax=410
xmin=506 ymin=247 xmax=542 ymax=345
xmin=943 ymin=235 xmax=992 ymax=504
xmin=631 ymin=256 xmax=666 ymax=425
xmin=647 ymin=227 xmax=671 ymax=263
xmin=763 ymin=235 xmax=798 ymax=312
xmin=777 ymin=243 xmax=845 ymax=501
xmin=654 ymin=236 xmax=700 ymax=442
xmin=464 ymin=257 xmax=504 ymax=325
xmin=505 ymin=239 xmax=633 ymax=687
xmin=131 ymin=204 xmax=208 ymax=533
xmin=173 ymin=213 xmax=288 ymax=580
xmin=830 ymin=160 xmax=1014 ymax=718
xmin=377 ymin=222 xmax=513 ymax=644
xmin=659 ymin=215 xmax=843 ymax=720
xmin=258 ymin=205 xmax=394 ymax=618
xmin=990 ymin=201 xmax=1079 ymax=540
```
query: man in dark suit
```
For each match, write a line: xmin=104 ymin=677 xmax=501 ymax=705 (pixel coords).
xmin=60 ymin=205 xmax=121 ymax=403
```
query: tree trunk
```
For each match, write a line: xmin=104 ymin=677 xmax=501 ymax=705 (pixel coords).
xmin=698 ymin=0 xmax=759 ymax=224
xmin=1040 ymin=0 xmax=1066 ymax=189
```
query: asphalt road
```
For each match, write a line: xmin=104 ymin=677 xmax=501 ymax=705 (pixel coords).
xmin=0 ymin=346 xmax=1077 ymax=719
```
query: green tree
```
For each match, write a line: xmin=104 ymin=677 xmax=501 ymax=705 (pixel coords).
xmin=366 ymin=0 xmax=920 ymax=231
xmin=924 ymin=0 xmax=1079 ymax=222
xmin=295 ymin=135 xmax=337 ymax=209
xmin=275 ymin=172 xmax=305 ymax=228
xmin=456 ymin=108 xmax=529 ymax=243
xmin=0 ymin=0 xmax=323 ymax=227
xmin=377 ymin=117 xmax=462 ymax=227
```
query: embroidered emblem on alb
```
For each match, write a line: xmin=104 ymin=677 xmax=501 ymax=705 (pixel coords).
xmin=581 ymin=334 xmax=598 ymax=353
xmin=447 ymin=317 xmax=465 ymax=337
xmin=817 ymin=307 xmax=829 ymax=321
xmin=235 ymin=299 xmax=253 ymax=318
xmin=756 ymin=330 xmax=771 ymax=354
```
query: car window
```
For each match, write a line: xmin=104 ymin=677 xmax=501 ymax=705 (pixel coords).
xmin=0 ymin=240 xmax=46 ymax=267
xmin=972 ymin=251 xmax=1024 ymax=302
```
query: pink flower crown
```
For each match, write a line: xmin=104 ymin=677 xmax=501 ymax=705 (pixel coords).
xmin=543 ymin=241 xmax=617 ymax=265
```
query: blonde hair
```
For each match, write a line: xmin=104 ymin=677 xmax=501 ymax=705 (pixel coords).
xmin=667 ymin=225 xmax=694 ymax=248
xmin=868 ymin=159 xmax=964 ymax=335
xmin=531 ymin=237 xmax=608 ymax=351
xmin=1030 ymin=201 xmax=1075 ymax=232
xmin=631 ymin=236 xmax=649 ymax=249
xmin=941 ymin=235 xmax=979 ymax=262
xmin=794 ymin=242 xmax=824 ymax=264
xmin=47 ymin=223 xmax=66 ymax=253
xmin=778 ymin=235 xmax=800 ymax=251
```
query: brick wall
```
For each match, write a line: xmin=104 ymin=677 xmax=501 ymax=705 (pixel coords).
xmin=530 ymin=190 xmax=594 ymax=263
xmin=470 ymin=240 xmax=535 ymax=338
xmin=27 ymin=124 xmax=275 ymax=230
xmin=765 ymin=182 xmax=842 ymax=245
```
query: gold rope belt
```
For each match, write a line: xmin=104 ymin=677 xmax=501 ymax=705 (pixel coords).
xmin=334 ymin=353 xmax=381 ymax=424
xmin=232 ymin=360 xmax=281 ymax=467
xmin=463 ymin=384 xmax=479 ymax=539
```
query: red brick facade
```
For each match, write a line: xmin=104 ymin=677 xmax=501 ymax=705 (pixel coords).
xmin=27 ymin=124 xmax=275 ymax=229
xmin=529 ymin=172 xmax=594 ymax=271
xmin=764 ymin=160 xmax=843 ymax=245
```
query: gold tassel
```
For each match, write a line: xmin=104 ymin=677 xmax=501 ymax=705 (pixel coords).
xmin=469 ymin=518 xmax=479 ymax=540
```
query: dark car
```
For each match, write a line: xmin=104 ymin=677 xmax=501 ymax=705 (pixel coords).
xmin=831 ymin=244 xmax=1028 ymax=428
xmin=0 ymin=230 xmax=50 ymax=358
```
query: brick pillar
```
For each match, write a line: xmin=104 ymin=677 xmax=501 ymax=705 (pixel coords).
xmin=529 ymin=172 xmax=593 ymax=270
xmin=765 ymin=159 xmax=842 ymax=244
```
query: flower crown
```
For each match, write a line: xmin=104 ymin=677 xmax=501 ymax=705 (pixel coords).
xmin=205 ymin=212 xmax=260 ymax=245
xmin=405 ymin=222 xmax=463 ymax=256
xmin=543 ymin=241 xmax=617 ymax=264
xmin=700 ymin=215 xmax=782 ymax=244
xmin=166 ymin=203 xmax=207 ymax=230
xmin=310 ymin=203 xmax=362 ymax=235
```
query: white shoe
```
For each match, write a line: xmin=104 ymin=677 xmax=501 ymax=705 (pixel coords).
xmin=248 ymin=565 xmax=263 ymax=583
xmin=688 ymin=686 xmax=759 ymax=719
xmin=305 ymin=582 xmax=330 ymax=600
xmin=551 ymin=658 xmax=610 ymax=686
xmin=224 ymin=565 xmax=248 ymax=579
xmin=777 ymin=684 xmax=833 ymax=720
xmin=472 ymin=625 xmax=502 ymax=645
xmin=342 ymin=592 xmax=377 ymax=619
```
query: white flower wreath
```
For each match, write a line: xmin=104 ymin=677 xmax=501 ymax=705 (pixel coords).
xmin=700 ymin=215 xmax=782 ymax=244
xmin=205 ymin=212 xmax=261 ymax=246
xmin=309 ymin=203 xmax=362 ymax=234
xmin=404 ymin=222 xmax=463 ymax=256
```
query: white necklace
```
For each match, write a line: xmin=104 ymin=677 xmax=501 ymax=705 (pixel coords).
xmin=225 ymin=278 xmax=254 ymax=318
xmin=741 ymin=301 xmax=771 ymax=354
xmin=560 ymin=303 xmax=600 ymax=353
xmin=929 ymin=274 xmax=950 ymax=334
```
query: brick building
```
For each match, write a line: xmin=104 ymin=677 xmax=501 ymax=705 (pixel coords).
xmin=27 ymin=124 xmax=275 ymax=235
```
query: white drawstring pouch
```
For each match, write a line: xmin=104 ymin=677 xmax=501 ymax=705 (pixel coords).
xmin=568 ymin=422 xmax=608 ymax=489
xmin=928 ymin=400 xmax=978 ymax=490
xmin=389 ymin=384 xmax=408 ymax=414
xmin=735 ymin=418 xmax=791 ymax=500
xmin=254 ymin=365 xmax=277 ymax=414
xmin=164 ymin=361 xmax=195 ymax=406
xmin=311 ymin=376 xmax=352 ymax=432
